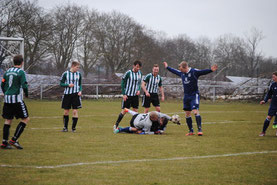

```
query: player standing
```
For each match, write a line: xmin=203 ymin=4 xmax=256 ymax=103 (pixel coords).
xmin=259 ymin=71 xmax=277 ymax=136
xmin=60 ymin=61 xmax=82 ymax=133
xmin=141 ymin=64 xmax=164 ymax=113
xmin=164 ymin=61 xmax=218 ymax=136
xmin=113 ymin=60 xmax=142 ymax=129
xmin=1 ymin=55 xmax=29 ymax=149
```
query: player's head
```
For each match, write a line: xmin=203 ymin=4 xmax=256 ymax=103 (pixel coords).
xmin=13 ymin=55 xmax=24 ymax=66
xmin=272 ymin=71 xmax=277 ymax=82
xmin=152 ymin=64 xmax=159 ymax=75
xmin=149 ymin=111 xmax=159 ymax=121
xmin=179 ymin=61 xmax=189 ymax=73
xmin=71 ymin=61 xmax=80 ymax=72
xmin=133 ymin=60 xmax=142 ymax=72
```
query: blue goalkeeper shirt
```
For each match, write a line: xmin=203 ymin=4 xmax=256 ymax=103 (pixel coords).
xmin=264 ymin=82 xmax=277 ymax=109
xmin=166 ymin=67 xmax=213 ymax=95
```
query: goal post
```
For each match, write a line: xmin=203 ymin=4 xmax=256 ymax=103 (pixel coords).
xmin=0 ymin=37 xmax=24 ymax=69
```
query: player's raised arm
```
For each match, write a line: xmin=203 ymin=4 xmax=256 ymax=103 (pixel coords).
xmin=163 ymin=62 xmax=168 ymax=68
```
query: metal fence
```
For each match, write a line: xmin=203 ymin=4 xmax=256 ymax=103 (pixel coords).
xmin=35 ymin=84 xmax=269 ymax=101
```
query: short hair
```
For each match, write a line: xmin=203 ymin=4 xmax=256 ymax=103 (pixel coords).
xmin=153 ymin=64 xmax=159 ymax=68
xmin=13 ymin=55 xmax=23 ymax=65
xmin=273 ymin=71 xmax=277 ymax=76
xmin=134 ymin=60 xmax=142 ymax=67
xmin=71 ymin=61 xmax=80 ymax=67
xmin=149 ymin=111 xmax=158 ymax=121
xmin=179 ymin=61 xmax=188 ymax=69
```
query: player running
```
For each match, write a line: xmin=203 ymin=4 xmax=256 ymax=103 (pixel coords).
xmin=259 ymin=71 xmax=277 ymax=136
xmin=164 ymin=61 xmax=218 ymax=136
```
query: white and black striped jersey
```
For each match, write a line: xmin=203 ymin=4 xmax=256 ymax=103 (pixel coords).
xmin=60 ymin=70 xmax=82 ymax=94
xmin=143 ymin=73 xmax=162 ymax=94
xmin=121 ymin=70 xmax=142 ymax=96
xmin=1 ymin=67 xmax=28 ymax=103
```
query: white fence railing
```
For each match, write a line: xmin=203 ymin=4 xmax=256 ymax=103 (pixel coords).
xmin=35 ymin=84 xmax=269 ymax=101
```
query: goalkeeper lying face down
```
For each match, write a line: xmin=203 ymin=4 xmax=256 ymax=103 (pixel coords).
xmin=113 ymin=108 xmax=180 ymax=135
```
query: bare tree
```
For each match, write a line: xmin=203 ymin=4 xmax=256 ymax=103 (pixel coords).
xmin=14 ymin=1 xmax=52 ymax=73
xmin=48 ymin=4 xmax=85 ymax=73
xmin=244 ymin=27 xmax=265 ymax=77
xmin=76 ymin=9 xmax=103 ymax=77
xmin=0 ymin=0 xmax=22 ymax=65
xmin=93 ymin=11 xmax=144 ymax=77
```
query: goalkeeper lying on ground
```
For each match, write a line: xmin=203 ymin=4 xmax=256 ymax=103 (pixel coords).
xmin=113 ymin=108 xmax=180 ymax=134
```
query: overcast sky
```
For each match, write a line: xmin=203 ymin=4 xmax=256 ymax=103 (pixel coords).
xmin=38 ymin=0 xmax=277 ymax=58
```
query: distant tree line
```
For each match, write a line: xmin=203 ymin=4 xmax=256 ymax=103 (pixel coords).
xmin=0 ymin=0 xmax=276 ymax=80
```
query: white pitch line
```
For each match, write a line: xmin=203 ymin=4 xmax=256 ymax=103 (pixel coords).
xmin=1 ymin=151 xmax=276 ymax=169
xmin=30 ymin=110 xmax=265 ymax=119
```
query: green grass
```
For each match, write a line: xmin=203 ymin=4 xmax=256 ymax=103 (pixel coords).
xmin=0 ymin=99 xmax=277 ymax=185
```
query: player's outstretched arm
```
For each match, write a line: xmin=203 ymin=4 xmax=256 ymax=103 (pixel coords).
xmin=163 ymin=62 xmax=168 ymax=68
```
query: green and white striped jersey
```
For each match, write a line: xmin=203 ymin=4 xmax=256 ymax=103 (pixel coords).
xmin=143 ymin=73 xmax=162 ymax=93
xmin=60 ymin=70 xmax=82 ymax=94
xmin=121 ymin=70 xmax=142 ymax=96
xmin=1 ymin=67 xmax=28 ymax=103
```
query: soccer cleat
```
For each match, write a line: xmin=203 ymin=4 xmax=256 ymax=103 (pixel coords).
xmin=186 ymin=132 xmax=194 ymax=136
xmin=9 ymin=140 xmax=23 ymax=149
xmin=198 ymin=132 xmax=203 ymax=136
xmin=72 ymin=129 xmax=76 ymax=133
xmin=62 ymin=128 xmax=68 ymax=132
xmin=259 ymin=132 xmax=265 ymax=137
xmin=114 ymin=128 xmax=120 ymax=134
xmin=273 ymin=124 xmax=277 ymax=129
xmin=1 ymin=143 xmax=13 ymax=149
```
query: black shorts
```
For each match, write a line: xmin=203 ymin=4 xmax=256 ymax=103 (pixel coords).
xmin=129 ymin=114 xmax=139 ymax=127
xmin=142 ymin=93 xmax=160 ymax=108
xmin=2 ymin=101 xmax=29 ymax=119
xmin=121 ymin=95 xmax=139 ymax=109
xmin=62 ymin=93 xmax=82 ymax=109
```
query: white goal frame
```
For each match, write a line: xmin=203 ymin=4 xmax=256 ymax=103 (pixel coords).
xmin=0 ymin=37 xmax=24 ymax=68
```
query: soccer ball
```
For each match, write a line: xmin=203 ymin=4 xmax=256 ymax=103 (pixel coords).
xmin=171 ymin=114 xmax=180 ymax=124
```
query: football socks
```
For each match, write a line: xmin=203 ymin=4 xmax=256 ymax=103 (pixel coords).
xmin=186 ymin=116 xmax=194 ymax=132
xmin=195 ymin=115 xmax=202 ymax=132
xmin=12 ymin=122 xmax=26 ymax=141
xmin=115 ymin=113 xmax=124 ymax=127
xmin=72 ymin=117 xmax=78 ymax=130
xmin=262 ymin=118 xmax=270 ymax=133
xmin=63 ymin=115 xmax=69 ymax=129
xmin=3 ymin=124 xmax=10 ymax=141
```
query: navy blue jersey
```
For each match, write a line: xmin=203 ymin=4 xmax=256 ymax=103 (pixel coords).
xmin=264 ymin=82 xmax=277 ymax=108
xmin=166 ymin=67 xmax=213 ymax=95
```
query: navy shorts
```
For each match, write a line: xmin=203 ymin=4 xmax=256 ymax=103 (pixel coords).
xmin=183 ymin=93 xmax=200 ymax=111
xmin=2 ymin=101 xmax=29 ymax=119
xmin=142 ymin=93 xmax=160 ymax=108
xmin=268 ymin=106 xmax=277 ymax=117
xmin=121 ymin=95 xmax=139 ymax=109
xmin=62 ymin=93 xmax=82 ymax=109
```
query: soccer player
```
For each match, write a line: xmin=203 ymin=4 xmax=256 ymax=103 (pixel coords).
xmin=141 ymin=64 xmax=165 ymax=113
xmin=114 ymin=108 xmax=176 ymax=134
xmin=113 ymin=60 xmax=142 ymax=129
xmin=259 ymin=71 xmax=277 ymax=136
xmin=60 ymin=61 xmax=82 ymax=133
xmin=164 ymin=61 xmax=218 ymax=136
xmin=1 ymin=55 xmax=29 ymax=149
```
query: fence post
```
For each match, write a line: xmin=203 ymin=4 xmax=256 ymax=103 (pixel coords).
xmin=213 ymin=86 xmax=216 ymax=102
xmin=96 ymin=85 xmax=99 ymax=99
xmin=40 ymin=85 xmax=43 ymax=100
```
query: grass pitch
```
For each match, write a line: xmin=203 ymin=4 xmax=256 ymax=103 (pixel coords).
xmin=0 ymin=99 xmax=277 ymax=185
